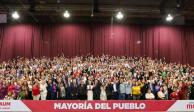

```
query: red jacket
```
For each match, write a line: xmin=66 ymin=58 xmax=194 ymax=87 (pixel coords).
xmin=179 ymin=83 xmax=188 ymax=100
xmin=170 ymin=92 xmax=180 ymax=100
xmin=8 ymin=85 xmax=14 ymax=94
xmin=32 ymin=85 xmax=40 ymax=96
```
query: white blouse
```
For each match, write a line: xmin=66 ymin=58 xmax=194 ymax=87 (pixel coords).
xmin=157 ymin=91 xmax=165 ymax=99
xmin=145 ymin=93 xmax=155 ymax=100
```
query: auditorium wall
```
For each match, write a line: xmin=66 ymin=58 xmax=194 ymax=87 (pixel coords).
xmin=0 ymin=24 xmax=194 ymax=66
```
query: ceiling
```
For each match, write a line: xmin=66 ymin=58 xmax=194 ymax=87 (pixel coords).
xmin=0 ymin=0 xmax=194 ymax=24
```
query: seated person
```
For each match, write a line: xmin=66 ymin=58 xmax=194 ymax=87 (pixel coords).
xmin=145 ymin=89 xmax=155 ymax=100
xmin=170 ymin=87 xmax=180 ymax=100
xmin=157 ymin=87 xmax=165 ymax=100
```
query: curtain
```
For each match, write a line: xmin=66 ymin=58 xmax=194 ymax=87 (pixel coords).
xmin=0 ymin=24 xmax=194 ymax=66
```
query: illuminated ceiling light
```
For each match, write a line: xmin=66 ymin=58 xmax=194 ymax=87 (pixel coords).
xmin=12 ymin=11 xmax=20 ymax=19
xmin=91 ymin=13 xmax=94 ymax=17
xmin=166 ymin=14 xmax=174 ymax=22
xmin=116 ymin=11 xmax=124 ymax=20
xmin=63 ymin=10 xmax=70 ymax=18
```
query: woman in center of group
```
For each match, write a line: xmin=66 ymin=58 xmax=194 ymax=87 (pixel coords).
xmin=87 ymin=81 xmax=94 ymax=100
xmin=100 ymin=82 xmax=107 ymax=100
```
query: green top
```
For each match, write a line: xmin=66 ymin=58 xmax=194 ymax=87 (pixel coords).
xmin=161 ymin=71 xmax=167 ymax=78
xmin=18 ymin=91 xmax=26 ymax=100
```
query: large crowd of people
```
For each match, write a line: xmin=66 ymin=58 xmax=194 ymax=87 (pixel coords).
xmin=0 ymin=55 xmax=194 ymax=100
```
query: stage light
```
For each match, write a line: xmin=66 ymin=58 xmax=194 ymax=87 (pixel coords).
xmin=12 ymin=11 xmax=20 ymax=19
xmin=63 ymin=10 xmax=70 ymax=18
xmin=116 ymin=11 xmax=123 ymax=20
xmin=166 ymin=14 xmax=173 ymax=22
xmin=91 ymin=13 xmax=94 ymax=17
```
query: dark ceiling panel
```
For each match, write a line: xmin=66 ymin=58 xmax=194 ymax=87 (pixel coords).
xmin=0 ymin=0 xmax=194 ymax=24
xmin=98 ymin=0 xmax=163 ymax=6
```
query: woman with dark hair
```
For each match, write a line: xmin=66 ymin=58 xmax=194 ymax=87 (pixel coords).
xmin=157 ymin=87 xmax=165 ymax=100
xmin=7 ymin=81 xmax=14 ymax=96
xmin=87 ymin=81 xmax=94 ymax=100
xmin=51 ymin=81 xmax=58 ymax=100
xmin=0 ymin=81 xmax=8 ymax=99
xmin=170 ymin=87 xmax=180 ymax=100
xmin=13 ymin=82 xmax=20 ymax=99
xmin=32 ymin=81 xmax=40 ymax=100
xmin=18 ymin=85 xmax=28 ymax=100
xmin=40 ymin=80 xmax=47 ymax=100
xmin=132 ymin=82 xmax=142 ymax=100
xmin=100 ymin=83 xmax=107 ymax=100
xmin=59 ymin=83 xmax=66 ymax=99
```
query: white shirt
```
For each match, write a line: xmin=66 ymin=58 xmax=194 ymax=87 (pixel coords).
xmin=113 ymin=83 xmax=117 ymax=92
xmin=158 ymin=91 xmax=165 ymax=99
xmin=40 ymin=83 xmax=47 ymax=93
xmin=145 ymin=93 xmax=155 ymax=100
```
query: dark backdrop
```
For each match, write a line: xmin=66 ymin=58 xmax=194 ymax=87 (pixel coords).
xmin=0 ymin=24 xmax=194 ymax=66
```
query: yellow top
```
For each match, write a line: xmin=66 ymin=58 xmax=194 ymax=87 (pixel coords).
xmin=132 ymin=86 xmax=141 ymax=95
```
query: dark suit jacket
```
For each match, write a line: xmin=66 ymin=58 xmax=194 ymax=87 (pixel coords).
xmin=112 ymin=83 xmax=119 ymax=93
xmin=78 ymin=84 xmax=86 ymax=95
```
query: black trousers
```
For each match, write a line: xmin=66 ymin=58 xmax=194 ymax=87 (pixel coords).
xmin=125 ymin=94 xmax=132 ymax=100
xmin=93 ymin=92 xmax=100 ymax=100
xmin=78 ymin=94 xmax=86 ymax=100
xmin=66 ymin=93 xmax=72 ymax=100
xmin=27 ymin=91 xmax=33 ymax=100
xmin=112 ymin=92 xmax=119 ymax=100
xmin=71 ymin=94 xmax=77 ymax=100
xmin=46 ymin=92 xmax=51 ymax=100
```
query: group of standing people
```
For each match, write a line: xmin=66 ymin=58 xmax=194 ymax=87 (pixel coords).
xmin=0 ymin=55 xmax=194 ymax=100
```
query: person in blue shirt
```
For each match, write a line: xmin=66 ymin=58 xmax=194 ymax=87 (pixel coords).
xmin=125 ymin=79 xmax=132 ymax=100
xmin=119 ymin=79 xmax=126 ymax=100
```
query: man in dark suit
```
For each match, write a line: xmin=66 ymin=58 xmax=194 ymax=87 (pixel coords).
xmin=65 ymin=78 xmax=72 ymax=100
xmin=93 ymin=79 xmax=101 ymax=100
xmin=112 ymin=79 xmax=119 ymax=100
xmin=71 ymin=80 xmax=78 ymax=100
xmin=106 ymin=81 xmax=113 ymax=100
xmin=46 ymin=79 xmax=52 ymax=100
xmin=78 ymin=81 xmax=87 ymax=100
